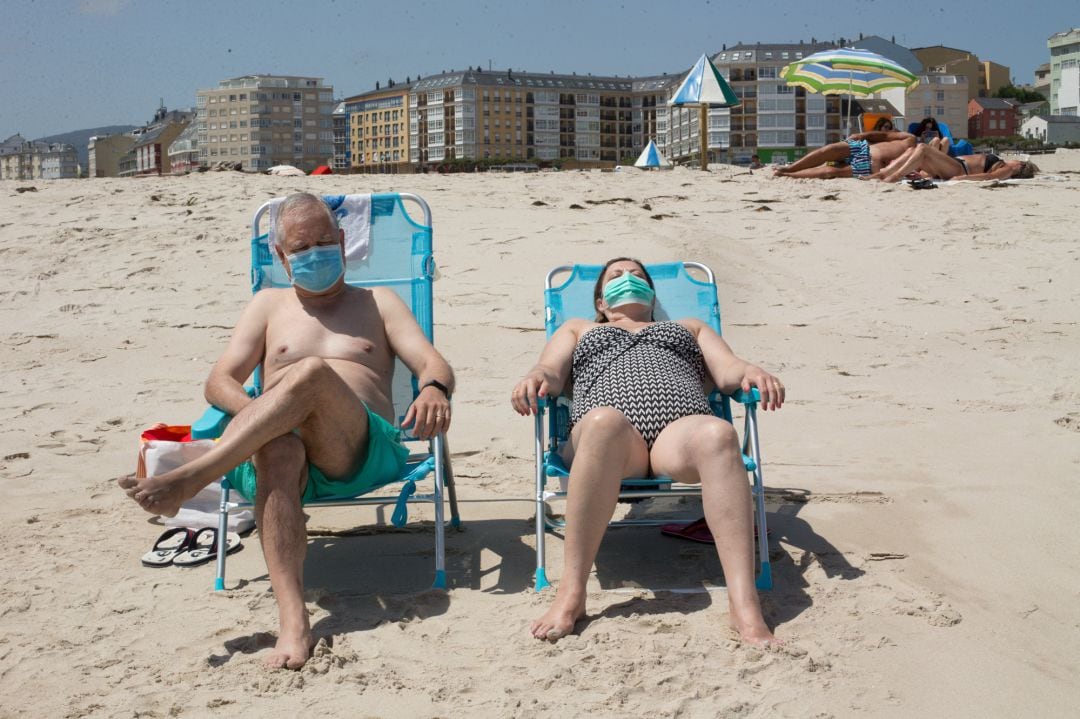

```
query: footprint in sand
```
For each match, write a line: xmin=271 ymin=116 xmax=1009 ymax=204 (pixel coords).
xmin=1054 ymin=414 xmax=1080 ymax=432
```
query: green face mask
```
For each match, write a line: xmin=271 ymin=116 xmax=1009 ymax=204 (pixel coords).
xmin=602 ymin=272 xmax=655 ymax=310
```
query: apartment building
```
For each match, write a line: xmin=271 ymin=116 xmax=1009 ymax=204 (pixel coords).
xmin=0 ymin=134 xmax=78 ymax=179
xmin=40 ymin=144 xmax=79 ymax=179
xmin=344 ymin=84 xmax=411 ymax=173
xmin=906 ymin=73 xmax=970 ymax=138
xmin=911 ymin=46 xmax=1010 ymax=100
xmin=1048 ymin=28 xmax=1080 ymax=115
xmin=196 ymin=75 xmax=336 ymax=172
xmin=331 ymin=102 xmax=348 ymax=171
xmin=404 ymin=69 xmax=641 ymax=168
xmin=632 ymin=75 xmax=681 ymax=160
xmin=167 ymin=122 xmax=199 ymax=174
xmin=134 ymin=107 xmax=192 ymax=175
xmin=696 ymin=42 xmax=842 ymax=165
xmin=88 ymin=133 xmax=136 ymax=177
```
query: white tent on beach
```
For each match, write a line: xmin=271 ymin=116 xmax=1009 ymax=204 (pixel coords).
xmin=633 ymin=139 xmax=671 ymax=169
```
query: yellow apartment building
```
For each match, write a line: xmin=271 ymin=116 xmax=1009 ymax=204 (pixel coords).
xmin=343 ymin=84 xmax=411 ymax=173
xmin=912 ymin=46 xmax=1011 ymax=100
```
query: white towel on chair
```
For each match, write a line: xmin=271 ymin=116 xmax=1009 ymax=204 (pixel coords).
xmin=267 ymin=194 xmax=372 ymax=263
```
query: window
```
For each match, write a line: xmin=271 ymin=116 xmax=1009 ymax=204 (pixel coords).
xmin=936 ymin=106 xmax=945 ymax=116
xmin=936 ymin=91 xmax=945 ymax=101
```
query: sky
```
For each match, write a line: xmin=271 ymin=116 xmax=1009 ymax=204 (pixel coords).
xmin=1 ymin=0 xmax=1076 ymax=139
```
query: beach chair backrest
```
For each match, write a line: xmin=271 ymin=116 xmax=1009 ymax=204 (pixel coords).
xmin=544 ymin=261 xmax=721 ymax=338
xmin=543 ymin=262 xmax=730 ymax=442
xmin=251 ymin=193 xmax=434 ymax=428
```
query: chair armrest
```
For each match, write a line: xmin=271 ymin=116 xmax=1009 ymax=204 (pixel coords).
xmin=191 ymin=404 xmax=230 ymax=439
xmin=728 ymin=387 xmax=762 ymax=406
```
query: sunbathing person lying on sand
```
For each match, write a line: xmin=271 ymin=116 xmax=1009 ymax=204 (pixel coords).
xmin=119 ymin=192 xmax=454 ymax=670
xmin=510 ymin=257 xmax=785 ymax=646
xmin=773 ymin=130 xmax=916 ymax=179
xmin=875 ymin=143 xmax=1039 ymax=183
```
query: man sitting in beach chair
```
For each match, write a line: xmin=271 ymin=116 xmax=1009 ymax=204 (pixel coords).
xmin=119 ymin=192 xmax=455 ymax=669
xmin=773 ymin=129 xmax=916 ymax=179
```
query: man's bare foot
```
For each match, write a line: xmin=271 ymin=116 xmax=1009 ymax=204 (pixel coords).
xmin=530 ymin=593 xmax=586 ymax=641
xmin=263 ymin=627 xmax=313 ymax=670
xmin=116 ymin=472 xmax=198 ymax=518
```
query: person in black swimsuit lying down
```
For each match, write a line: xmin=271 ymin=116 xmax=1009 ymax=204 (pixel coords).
xmin=511 ymin=257 xmax=785 ymax=646
xmin=875 ymin=142 xmax=1039 ymax=183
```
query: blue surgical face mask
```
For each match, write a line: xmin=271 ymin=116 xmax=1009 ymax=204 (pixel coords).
xmin=602 ymin=272 xmax=655 ymax=310
xmin=286 ymin=244 xmax=344 ymax=293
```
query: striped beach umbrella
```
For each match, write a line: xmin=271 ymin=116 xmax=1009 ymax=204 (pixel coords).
xmin=668 ymin=54 xmax=739 ymax=169
xmin=779 ymin=47 xmax=920 ymax=96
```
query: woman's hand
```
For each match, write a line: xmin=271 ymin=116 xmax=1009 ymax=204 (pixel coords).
xmin=741 ymin=366 xmax=785 ymax=411
xmin=511 ymin=367 xmax=556 ymax=416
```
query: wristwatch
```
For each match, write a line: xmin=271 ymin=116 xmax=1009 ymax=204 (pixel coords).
xmin=421 ymin=379 xmax=452 ymax=399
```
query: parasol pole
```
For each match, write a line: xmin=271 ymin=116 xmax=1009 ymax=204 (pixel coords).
xmin=699 ymin=104 xmax=708 ymax=171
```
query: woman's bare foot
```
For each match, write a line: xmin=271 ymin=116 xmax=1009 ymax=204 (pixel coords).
xmin=117 ymin=472 xmax=201 ymax=517
xmin=530 ymin=592 xmax=586 ymax=641
xmin=729 ymin=597 xmax=782 ymax=647
xmin=263 ymin=626 xmax=313 ymax=670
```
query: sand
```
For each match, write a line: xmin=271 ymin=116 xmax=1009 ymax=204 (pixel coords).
xmin=1 ymin=154 xmax=1078 ymax=718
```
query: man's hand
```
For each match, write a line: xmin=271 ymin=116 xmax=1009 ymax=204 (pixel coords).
xmin=403 ymin=384 xmax=451 ymax=439
xmin=511 ymin=368 xmax=556 ymax=416
xmin=741 ymin=366 xmax=786 ymax=411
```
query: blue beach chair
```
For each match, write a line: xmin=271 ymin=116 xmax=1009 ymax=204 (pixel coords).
xmin=532 ymin=262 xmax=771 ymax=592
xmin=192 ymin=193 xmax=460 ymax=591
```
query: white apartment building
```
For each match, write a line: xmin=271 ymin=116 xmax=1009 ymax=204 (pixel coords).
xmin=196 ymin=75 xmax=335 ymax=172
xmin=1049 ymin=28 xmax=1080 ymax=116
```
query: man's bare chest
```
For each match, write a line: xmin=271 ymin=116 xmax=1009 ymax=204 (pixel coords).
xmin=264 ymin=302 xmax=391 ymax=371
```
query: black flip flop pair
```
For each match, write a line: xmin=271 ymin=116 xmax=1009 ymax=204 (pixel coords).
xmin=140 ymin=527 xmax=242 ymax=568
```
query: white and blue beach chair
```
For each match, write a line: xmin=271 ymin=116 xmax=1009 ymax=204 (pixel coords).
xmin=532 ymin=262 xmax=771 ymax=592
xmin=192 ymin=193 xmax=460 ymax=591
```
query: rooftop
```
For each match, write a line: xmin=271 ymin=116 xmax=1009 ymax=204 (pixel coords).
xmin=971 ymin=97 xmax=1016 ymax=110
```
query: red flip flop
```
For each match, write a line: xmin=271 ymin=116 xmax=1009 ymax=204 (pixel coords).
xmin=660 ymin=517 xmax=714 ymax=544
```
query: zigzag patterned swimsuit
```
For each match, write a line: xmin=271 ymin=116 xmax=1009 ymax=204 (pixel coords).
xmin=569 ymin=321 xmax=713 ymax=449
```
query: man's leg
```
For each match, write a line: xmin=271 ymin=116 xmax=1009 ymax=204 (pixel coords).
xmin=531 ymin=407 xmax=649 ymax=641
xmin=776 ymin=165 xmax=853 ymax=180
xmin=250 ymin=433 xmax=313 ymax=670
xmin=120 ymin=357 xmax=369 ymax=516
xmin=774 ymin=141 xmax=851 ymax=174
xmin=650 ymin=415 xmax=778 ymax=646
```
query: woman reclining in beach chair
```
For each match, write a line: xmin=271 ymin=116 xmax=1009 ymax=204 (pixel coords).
xmin=510 ymin=257 xmax=785 ymax=645
xmin=876 ymin=142 xmax=1039 ymax=183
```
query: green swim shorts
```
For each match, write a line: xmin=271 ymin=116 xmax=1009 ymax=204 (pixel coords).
xmin=227 ymin=405 xmax=409 ymax=504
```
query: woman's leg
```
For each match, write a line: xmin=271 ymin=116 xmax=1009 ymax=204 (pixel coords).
xmin=650 ymin=415 xmax=778 ymax=645
xmin=881 ymin=143 xmax=964 ymax=183
xmin=531 ymin=407 xmax=649 ymax=640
